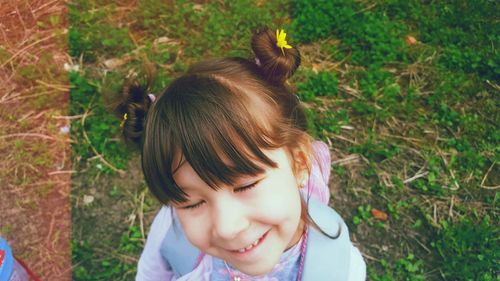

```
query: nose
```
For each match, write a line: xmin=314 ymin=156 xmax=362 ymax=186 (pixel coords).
xmin=211 ymin=195 xmax=249 ymax=240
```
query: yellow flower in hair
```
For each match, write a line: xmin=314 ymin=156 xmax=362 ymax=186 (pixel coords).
xmin=120 ymin=113 xmax=128 ymax=128
xmin=276 ymin=29 xmax=292 ymax=55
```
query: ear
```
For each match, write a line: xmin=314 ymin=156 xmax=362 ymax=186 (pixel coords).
xmin=289 ymin=145 xmax=310 ymax=187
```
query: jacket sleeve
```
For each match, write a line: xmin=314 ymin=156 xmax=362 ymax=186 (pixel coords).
xmin=136 ymin=206 xmax=176 ymax=281
xmin=304 ymin=141 xmax=332 ymax=204
xmin=348 ymin=246 xmax=366 ymax=281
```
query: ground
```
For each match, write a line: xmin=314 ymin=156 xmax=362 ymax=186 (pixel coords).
xmin=1 ymin=1 xmax=498 ymax=281
xmin=0 ymin=1 xmax=71 ymax=279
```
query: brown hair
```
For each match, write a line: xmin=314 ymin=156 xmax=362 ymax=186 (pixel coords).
xmin=115 ymin=27 xmax=339 ymax=239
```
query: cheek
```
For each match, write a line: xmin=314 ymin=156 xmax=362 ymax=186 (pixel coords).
xmin=177 ymin=212 xmax=210 ymax=249
xmin=255 ymin=181 xmax=302 ymax=225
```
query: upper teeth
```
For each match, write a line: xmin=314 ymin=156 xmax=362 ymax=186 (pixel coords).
xmin=237 ymin=238 xmax=260 ymax=253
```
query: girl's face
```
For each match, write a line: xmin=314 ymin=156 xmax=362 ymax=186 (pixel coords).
xmin=172 ymin=147 xmax=304 ymax=276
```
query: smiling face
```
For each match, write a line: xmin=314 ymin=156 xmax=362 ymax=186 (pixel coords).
xmin=172 ymin=148 xmax=305 ymax=276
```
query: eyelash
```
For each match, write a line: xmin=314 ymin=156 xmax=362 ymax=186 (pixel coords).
xmin=183 ymin=201 xmax=205 ymax=210
xmin=234 ymin=181 xmax=259 ymax=193
xmin=181 ymin=180 xmax=260 ymax=210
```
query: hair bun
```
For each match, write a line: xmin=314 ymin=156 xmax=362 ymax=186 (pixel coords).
xmin=115 ymin=81 xmax=153 ymax=146
xmin=251 ymin=27 xmax=301 ymax=84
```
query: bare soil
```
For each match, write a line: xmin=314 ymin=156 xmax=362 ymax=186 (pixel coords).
xmin=72 ymin=154 xmax=160 ymax=250
xmin=0 ymin=1 xmax=71 ymax=279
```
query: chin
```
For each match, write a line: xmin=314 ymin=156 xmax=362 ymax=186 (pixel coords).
xmin=234 ymin=257 xmax=279 ymax=277
xmin=237 ymin=266 xmax=273 ymax=277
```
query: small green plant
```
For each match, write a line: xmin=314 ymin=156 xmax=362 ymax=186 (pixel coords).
xmin=331 ymin=164 xmax=347 ymax=177
xmin=69 ymin=2 xmax=134 ymax=62
xmin=303 ymin=107 xmax=349 ymax=140
xmin=317 ymin=109 xmax=349 ymax=135
xmin=109 ymin=185 xmax=119 ymax=197
xmin=370 ymin=254 xmax=426 ymax=281
xmin=72 ymin=226 xmax=143 ymax=281
xmin=386 ymin=200 xmax=411 ymax=220
xmin=297 ymin=71 xmax=339 ymax=102
xmin=432 ymin=216 xmax=499 ymax=280
xmin=72 ymin=239 xmax=93 ymax=280
xmin=409 ymin=155 xmax=449 ymax=195
xmin=349 ymin=135 xmax=400 ymax=163
xmin=119 ymin=226 xmax=143 ymax=253
xmin=353 ymin=204 xmax=372 ymax=225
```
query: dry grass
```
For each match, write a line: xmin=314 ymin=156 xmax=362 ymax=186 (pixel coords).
xmin=0 ymin=1 xmax=71 ymax=279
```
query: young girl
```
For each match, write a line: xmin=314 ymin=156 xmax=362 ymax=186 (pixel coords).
xmin=117 ymin=27 xmax=366 ymax=281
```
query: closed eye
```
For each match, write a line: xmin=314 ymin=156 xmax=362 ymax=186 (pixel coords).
xmin=234 ymin=179 xmax=262 ymax=193
xmin=181 ymin=200 xmax=205 ymax=210
xmin=180 ymin=178 xmax=264 ymax=208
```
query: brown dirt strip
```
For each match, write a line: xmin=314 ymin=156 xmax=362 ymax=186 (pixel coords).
xmin=0 ymin=1 xmax=71 ymax=280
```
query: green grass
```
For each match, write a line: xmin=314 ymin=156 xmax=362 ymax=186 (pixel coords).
xmin=72 ymin=226 xmax=143 ymax=281
xmin=69 ymin=2 xmax=134 ymax=62
xmin=369 ymin=254 xmax=426 ymax=281
xmin=297 ymin=70 xmax=339 ymax=102
xmin=433 ymin=216 xmax=499 ymax=280
xmin=69 ymin=71 xmax=130 ymax=174
xmin=70 ymin=0 xmax=499 ymax=280
xmin=291 ymin=0 xmax=409 ymax=65
xmin=291 ymin=0 xmax=498 ymax=279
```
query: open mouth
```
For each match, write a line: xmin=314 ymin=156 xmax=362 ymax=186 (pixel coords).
xmin=230 ymin=230 xmax=269 ymax=254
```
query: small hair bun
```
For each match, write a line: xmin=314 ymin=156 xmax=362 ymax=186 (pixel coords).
xmin=115 ymin=81 xmax=153 ymax=146
xmin=251 ymin=27 xmax=301 ymax=84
